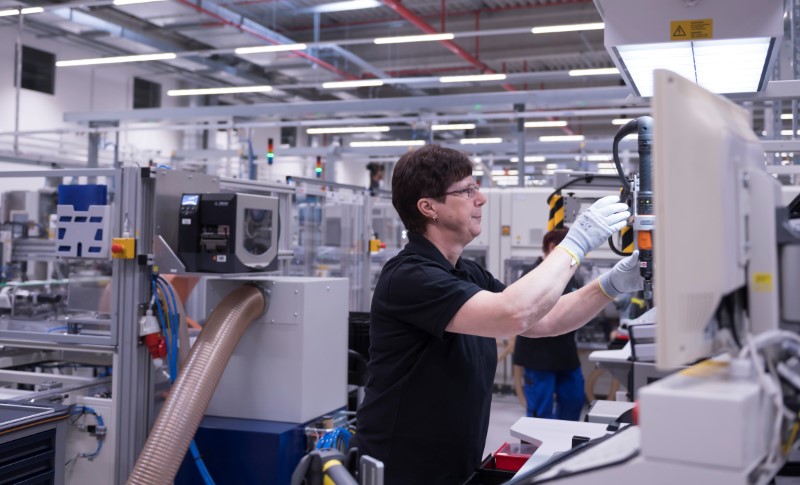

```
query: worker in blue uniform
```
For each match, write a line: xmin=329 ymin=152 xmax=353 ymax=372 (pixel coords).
xmin=355 ymin=145 xmax=643 ymax=485
xmin=513 ymin=228 xmax=585 ymax=421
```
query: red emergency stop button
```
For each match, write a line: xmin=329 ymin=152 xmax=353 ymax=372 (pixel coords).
xmin=112 ymin=243 xmax=124 ymax=254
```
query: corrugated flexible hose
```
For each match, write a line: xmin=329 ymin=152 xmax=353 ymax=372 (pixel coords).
xmin=127 ymin=284 xmax=268 ymax=485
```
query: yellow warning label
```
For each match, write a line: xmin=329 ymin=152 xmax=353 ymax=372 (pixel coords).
xmin=680 ymin=359 xmax=728 ymax=378
xmin=752 ymin=272 xmax=774 ymax=292
xmin=670 ymin=18 xmax=713 ymax=41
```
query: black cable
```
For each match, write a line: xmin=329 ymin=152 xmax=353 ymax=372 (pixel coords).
xmin=612 ymin=120 xmax=640 ymax=204
xmin=545 ymin=175 xmax=621 ymax=205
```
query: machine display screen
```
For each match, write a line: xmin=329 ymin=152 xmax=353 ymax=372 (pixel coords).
xmin=181 ymin=194 xmax=200 ymax=206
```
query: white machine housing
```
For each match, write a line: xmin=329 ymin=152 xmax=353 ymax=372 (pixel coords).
xmin=202 ymin=276 xmax=349 ymax=424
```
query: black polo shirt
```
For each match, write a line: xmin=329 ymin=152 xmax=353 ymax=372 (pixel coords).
xmin=512 ymin=257 xmax=582 ymax=371
xmin=356 ymin=232 xmax=505 ymax=485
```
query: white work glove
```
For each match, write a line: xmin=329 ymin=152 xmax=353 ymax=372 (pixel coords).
xmin=599 ymin=250 xmax=644 ymax=299
xmin=556 ymin=195 xmax=630 ymax=264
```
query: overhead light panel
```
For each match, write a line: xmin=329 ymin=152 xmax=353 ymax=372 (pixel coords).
xmin=235 ymin=44 xmax=307 ymax=55
xmin=431 ymin=123 xmax=476 ymax=131
xmin=510 ymin=156 xmax=546 ymax=163
xmin=586 ymin=154 xmax=612 ymax=161
xmin=595 ymin=0 xmax=782 ymax=96
xmin=539 ymin=135 xmax=585 ymax=142
xmin=524 ymin=120 xmax=568 ymax=128
xmin=460 ymin=138 xmax=503 ymax=145
xmin=322 ymin=80 xmax=384 ymax=89
xmin=374 ymin=33 xmax=454 ymax=44
xmin=56 ymin=52 xmax=177 ymax=67
xmin=0 ymin=9 xmax=18 ymax=16
xmin=113 ymin=0 xmax=166 ymax=4
xmin=782 ymin=113 xmax=795 ymax=120
xmin=531 ymin=22 xmax=604 ymax=34
xmin=351 ymin=140 xmax=425 ymax=147
xmin=167 ymin=85 xmax=273 ymax=96
xmin=781 ymin=130 xmax=800 ymax=136
xmin=440 ymin=73 xmax=506 ymax=83
xmin=611 ymin=118 xmax=631 ymax=125
xmin=307 ymin=0 xmax=381 ymax=13
xmin=568 ymin=68 xmax=619 ymax=76
xmin=307 ymin=126 xmax=390 ymax=134
xmin=21 ymin=7 xmax=43 ymax=13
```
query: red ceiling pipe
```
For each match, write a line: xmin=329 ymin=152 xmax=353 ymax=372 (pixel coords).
xmin=286 ymin=0 xmax=594 ymax=33
xmin=175 ymin=0 xmax=358 ymax=80
xmin=380 ymin=0 xmax=515 ymax=91
xmin=441 ymin=0 xmax=446 ymax=31
xmin=474 ymin=11 xmax=479 ymax=59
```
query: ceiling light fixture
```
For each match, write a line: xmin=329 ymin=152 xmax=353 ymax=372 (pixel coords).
xmin=322 ymin=80 xmax=384 ymax=89
xmin=782 ymin=114 xmax=794 ymax=120
xmin=431 ymin=123 xmax=476 ymax=131
xmin=350 ymin=140 xmax=425 ymax=147
xmin=781 ymin=130 xmax=800 ymax=136
xmin=539 ymin=135 xmax=586 ymax=142
xmin=586 ymin=154 xmax=613 ymax=161
xmin=568 ymin=68 xmax=619 ymax=76
xmin=307 ymin=0 xmax=381 ymax=13
xmin=440 ymin=73 xmax=507 ymax=83
xmin=611 ymin=118 xmax=631 ymax=125
xmin=113 ymin=0 xmax=166 ymax=4
xmin=167 ymin=86 xmax=273 ymax=96
xmin=531 ymin=22 xmax=605 ymax=34
xmin=0 ymin=9 xmax=19 ymax=16
xmin=374 ymin=33 xmax=455 ymax=44
xmin=524 ymin=120 xmax=568 ymax=128
xmin=234 ymin=44 xmax=308 ymax=55
xmin=595 ymin=0 xmax=782 ymax=96
xmin=460 ymin=138 xmax=503 ymax=145
xmin=56 ymin=52 xmax=177 ymax=67
xmin=510 ymin=156 xmax=546 ymax=163
xmin=307 ymin=126 xmax=390 ymax=134
xmin=21 ymin=7 xmax=43 ymax=14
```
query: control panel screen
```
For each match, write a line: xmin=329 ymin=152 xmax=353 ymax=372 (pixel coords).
xmin=181 ymin=194 xmax=200 ymax=206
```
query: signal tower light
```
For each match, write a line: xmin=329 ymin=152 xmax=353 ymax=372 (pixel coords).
xmin=315 ymin=156 xmax=323 ymax=178
xmin=267 ymin=138 xmax=274 ymax=165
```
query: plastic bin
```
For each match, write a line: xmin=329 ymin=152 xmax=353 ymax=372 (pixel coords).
xmin=493 ymin=442 xmax=538 ymax=472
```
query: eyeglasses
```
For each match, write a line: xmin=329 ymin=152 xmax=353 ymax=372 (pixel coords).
xmin=444 ymin=183 xmax=480 ymax=199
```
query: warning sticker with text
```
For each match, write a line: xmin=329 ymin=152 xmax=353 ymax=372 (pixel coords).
xmin=670 ymin=18 xmax=713 ymax=41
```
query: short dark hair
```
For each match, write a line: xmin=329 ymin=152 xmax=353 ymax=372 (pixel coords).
xmin=542 ymin=228 xmax=569 ymax=251
xmin=392 ymin=145 xmax=472 ymax=234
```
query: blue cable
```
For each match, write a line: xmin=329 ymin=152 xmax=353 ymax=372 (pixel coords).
xmin=69 ymin=405 xmax=105 ymax=461
xmin=315 ymin=427 xmax=351 ymax=451
xmin=154 ymin=275 xmax=216 ymax=485
xmin=46 ymin=326 xmax=69 ymax=333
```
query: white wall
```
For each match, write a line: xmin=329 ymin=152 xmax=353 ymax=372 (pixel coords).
xmin=0 ymin=26 xmax=182 ymax=173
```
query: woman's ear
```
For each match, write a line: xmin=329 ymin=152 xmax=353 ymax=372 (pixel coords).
xmin=417 ymin=198 xmax=437 ymax=219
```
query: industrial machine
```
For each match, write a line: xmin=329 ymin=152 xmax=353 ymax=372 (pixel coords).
xmin=177 ymin=192 xmax=279 ymax=273
xmin=507 ymin=70 xmax=800 ymax=484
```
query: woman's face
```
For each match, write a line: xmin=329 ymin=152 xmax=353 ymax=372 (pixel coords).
xmin=435 ymin=176 xmax=486 ymax=243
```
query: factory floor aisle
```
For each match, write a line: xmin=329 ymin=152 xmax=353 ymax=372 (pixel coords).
xmin=483 ymin=393 xmax=526 ymax=458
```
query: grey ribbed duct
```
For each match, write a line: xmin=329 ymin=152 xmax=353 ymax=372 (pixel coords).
xmin=127 ymin=284 xmax=268 ymax=485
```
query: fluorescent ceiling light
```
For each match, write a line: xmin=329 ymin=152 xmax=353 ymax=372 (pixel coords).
xmin=56 ymin=52 xmax=176 ymax=67
xmin=568 ymin=68 xmax=619 ymax=76
xmin=0 ymin=9 xmax=18 ymax=16
xmin=374 ymin=33 xmax=454 ymax=44
xmin=309 ymin=0 xmax=380 ymax=13
xmin=431 ymin=123 xmax=476 ymax=131
xmin=460 ymin=138 xmax=503 ymax=145
xmin=492 ymin=169 xmax=519 ymax=175
xmin=597 ymin=163 xmax=617 ymax=169
xmin=439 ymin=73 xmax=506 ymax=83
xmin=350 ymin=140 xmax=425 ymax=147
xmin=531 ymin=22 xmax=604 ymax=34
xmin=616 ymin=38 xmax=771 ymax=97
xmin=539 ymin=135 xmax=585 ymax=142
xmin=782 ymin=114 xmax=795 ymax=120
xmin=781 ymin=130 xmax=800 ymax=136
xmin=611 ymin=118 xmax=633 ymax=125
xmin=546 ymin=163 xmax=559 ymax=169
xmin=322 ymin=80 xmax=384 ymax=89
xmin=586 ymin=154 xmax=612 ymax=161
xmin=524 ymin=120 xmax=567 ymax=128
xmin=21 ymin=7 xmax=43 ymax=14
xmin=510 ymin=156 xmax=546 ymax=163
xmin=235 ymin=44 xmax=307 ymax=55
xmin=167 ymin=85 xmax=273 ymax=96
xmin=113 ymin=0 xmax=165 ymax=4
xmin=307 ymin=126 xmax=390 ymax=134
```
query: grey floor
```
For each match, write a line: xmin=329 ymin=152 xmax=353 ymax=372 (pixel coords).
xmin=483 ymin=393 xmax=527 ymax=458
